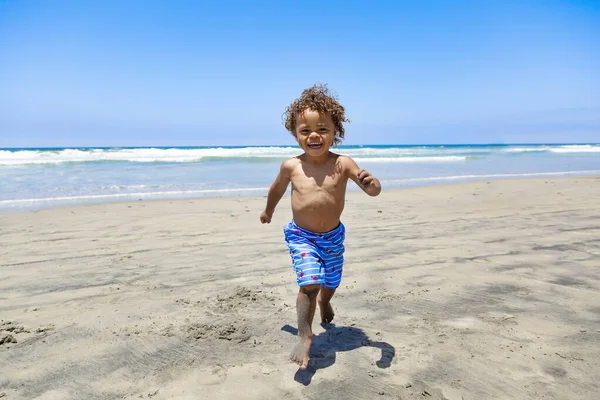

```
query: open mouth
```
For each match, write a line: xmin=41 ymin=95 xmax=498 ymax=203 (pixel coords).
xmin=308 ymin=143 xmax=323 ymax=150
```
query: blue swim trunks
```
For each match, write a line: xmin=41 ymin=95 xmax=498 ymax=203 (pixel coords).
xmin=283 ymin=220 xmax=345 ymax=289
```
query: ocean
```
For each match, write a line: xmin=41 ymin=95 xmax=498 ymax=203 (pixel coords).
xmin=1 ymin=144 xmax=599 ymax=212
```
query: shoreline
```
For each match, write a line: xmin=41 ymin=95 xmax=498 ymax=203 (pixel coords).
xmin=2 ymin=171 xmax=600 ymax=215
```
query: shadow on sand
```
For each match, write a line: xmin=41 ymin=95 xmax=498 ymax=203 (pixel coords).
xmin=281 ymin=323 xmax=395 ymax=386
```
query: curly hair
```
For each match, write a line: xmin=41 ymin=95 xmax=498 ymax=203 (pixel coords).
xmin=283 ymin=83 xmax=350 ymax=145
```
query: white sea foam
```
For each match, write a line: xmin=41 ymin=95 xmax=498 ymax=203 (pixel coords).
xmin=548 ymin=145 xmax=600 ymax=153
xmin=0 ymin=187 xmax=271 ymax=205
xmin=0 ymin=147 xmax=475 ymax=165
xmin=353 ymin=156 xmax=467 ymax=163
xmin=506 ymin=145 xmax=600 ymax=153
xmin=1 ymin=145 xmax=598 ymax=165
xmin=0 ymin=147 xmax=301 ymax=165
xmin=505 ymin=147 xmax=548 ymax=153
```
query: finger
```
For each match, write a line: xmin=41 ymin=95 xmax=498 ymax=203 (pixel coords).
xmin=359 ymin=174 xmax=371 ymax=184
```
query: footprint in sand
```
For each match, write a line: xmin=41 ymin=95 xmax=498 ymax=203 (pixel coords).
xmin=196 ymin=365 xmax=228 ymax=385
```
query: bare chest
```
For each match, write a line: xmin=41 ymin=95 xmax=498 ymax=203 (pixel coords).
xmin=291 ymin=170 xmax=346 ymax=195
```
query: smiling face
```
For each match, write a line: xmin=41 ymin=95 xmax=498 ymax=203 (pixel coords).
xmin=294 ymin=109 xmax=335 ymax=158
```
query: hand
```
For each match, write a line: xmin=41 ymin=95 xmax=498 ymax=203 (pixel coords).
xmin=358 ymin=169 xmax=375 ymax=187
xmin=260 ymin=209 xmax=272 ymax=224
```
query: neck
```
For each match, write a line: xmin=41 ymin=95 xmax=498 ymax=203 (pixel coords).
xmin=304 ymin=151 xmax=330 ymax=165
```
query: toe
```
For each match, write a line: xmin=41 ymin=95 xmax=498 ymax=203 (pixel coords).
xmin=290 ymin=353 xmax=300 ymax=364
xmin=300 ymin=357 xmax=309 ymax=370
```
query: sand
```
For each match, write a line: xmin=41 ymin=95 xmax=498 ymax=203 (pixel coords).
xmin=1 ymin=176 xmax=599 ymax=400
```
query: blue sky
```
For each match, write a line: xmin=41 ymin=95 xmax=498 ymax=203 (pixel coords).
xmin=1 ymin=0 xmax=599 ymax=147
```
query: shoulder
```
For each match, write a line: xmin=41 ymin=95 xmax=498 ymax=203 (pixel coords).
xmin=282 ymin=156 xmax=301 ymax=168
xmin=334 ymin=154 xmax=360 ymax=179
xmin=336 ymin=154 xmax=359 ymax=169
xmin=280 ymin=156 xmax=301 ymax=174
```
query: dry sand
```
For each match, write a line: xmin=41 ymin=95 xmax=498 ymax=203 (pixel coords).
xmin=1 ymin=176 xmax=599 ymax=400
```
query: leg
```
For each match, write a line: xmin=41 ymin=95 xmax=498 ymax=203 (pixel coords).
xmin=318 ymin=286 xmax=336 ymax=324
xmin=291 ymin=284 xmax=320 ymax=370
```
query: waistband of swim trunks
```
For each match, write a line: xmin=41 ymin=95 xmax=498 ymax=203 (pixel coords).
xmin=288 ymin=220 xmax=344 ymax=236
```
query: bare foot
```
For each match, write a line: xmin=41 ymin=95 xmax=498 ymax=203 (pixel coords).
xmin=319 ymin=299 xmax=335 ymax=324
xmin=290 ymin=335 xmax=312 ymax=370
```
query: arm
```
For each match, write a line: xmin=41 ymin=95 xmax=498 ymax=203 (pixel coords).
xmin=343 ymin=156 xmax=381 ymax=197
xmin=260 ymin=159 xmax=293 ymax=223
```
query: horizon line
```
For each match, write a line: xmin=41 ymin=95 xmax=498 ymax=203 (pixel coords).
xmin=1 ymin=142 xmax=600 ymax=150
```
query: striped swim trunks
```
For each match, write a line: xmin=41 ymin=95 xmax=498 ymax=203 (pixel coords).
xmin=283 ymin=220 xmax=345 ymax=289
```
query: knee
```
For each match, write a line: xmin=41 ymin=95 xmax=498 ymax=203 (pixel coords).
xmin=299 ymin=284 xmax=320 ymax=298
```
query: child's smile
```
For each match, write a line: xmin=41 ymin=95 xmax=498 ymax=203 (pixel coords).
xmin=295 ymin=109 xmax=335 ymax=159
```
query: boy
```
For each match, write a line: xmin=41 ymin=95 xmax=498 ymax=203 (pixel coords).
xmin=260 ymin=84 xmax=381 ymax=370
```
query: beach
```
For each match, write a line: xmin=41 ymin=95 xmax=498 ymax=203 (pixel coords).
xmin=1 ymin=176 xmax=599 ymax=399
